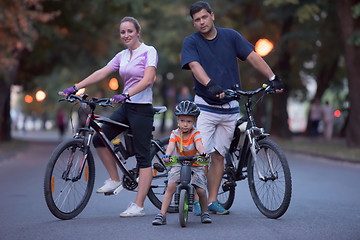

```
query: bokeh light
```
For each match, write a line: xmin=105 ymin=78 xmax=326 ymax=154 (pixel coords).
xmin=109 ymin=78 xmax=119 ymax=90
xmin=35 ymin=90 xmax=46 ymax=102
xmin=255 ymin=39 xmax=274 ymax=57
xmin=24 ymin=95 xmax=33 ymax=103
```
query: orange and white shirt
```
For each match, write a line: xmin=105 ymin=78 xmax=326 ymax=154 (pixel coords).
xmin=169 ymin=128 xmax=202 ymax=158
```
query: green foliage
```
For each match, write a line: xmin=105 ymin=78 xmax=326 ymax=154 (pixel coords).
xmin=3 ymin=0 xmax=356 ymax=133
xmin=264 ymin=0 xmax=299 ymax=7
xmin=296 ymin=4 xmax=320 ymax=23
xmin=352 ymin=2 xmax=360 ymax=18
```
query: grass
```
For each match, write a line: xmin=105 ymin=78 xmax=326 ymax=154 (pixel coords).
xmin=275 ymin=136 xmax=360 ymax=163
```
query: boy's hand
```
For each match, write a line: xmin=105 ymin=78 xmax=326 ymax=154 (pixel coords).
xmin=199 ymin=152 xmax=209 ymax=159
xmin=162 ymin=154 xmax=171 ymax=162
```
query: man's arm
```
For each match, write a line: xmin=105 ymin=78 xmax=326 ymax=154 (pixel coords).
xmin=188 ymin=61 xmax=211 ymax=86
xmin=246 ymin=51 xmax=275 ymax=79
xmin=246 ymin=51 xmax=284 ymax=91
xmin=188 ymin=61 xmax=224 ymax=98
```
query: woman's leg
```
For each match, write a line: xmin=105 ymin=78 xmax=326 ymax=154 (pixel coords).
xmin=127 ymin=104 xmax=154 ymax=208
xmin=96 ymin=147 xmax=120 ymax=182
xmin=134 ymin=167 xmax=152 ymax=208
xmin=93 ymin=105 xmax=127 ymax=183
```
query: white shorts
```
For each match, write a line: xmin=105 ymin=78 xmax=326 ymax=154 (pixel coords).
xmin=195 ymin=96 xmax=239 ymax=157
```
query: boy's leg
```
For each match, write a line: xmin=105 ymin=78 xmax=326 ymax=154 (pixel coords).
xmin=195 ymin=187 xmax=208 ymax=212
xmin=196 ymin=187 xmax=212 ymax=224
xmin=160 ymin=183 xmax=177 ymax=214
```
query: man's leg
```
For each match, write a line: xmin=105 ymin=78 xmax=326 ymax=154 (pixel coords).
xmin=207 ymin=150 xmax=224 ymax=203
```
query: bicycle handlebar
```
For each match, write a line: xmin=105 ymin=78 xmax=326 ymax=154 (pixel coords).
xmin=165 ymin=155 xmax=210 ymax=167
xmin=59 ymin=94 xmax=113 ymax=108
xmin=224 ymin=83 xmax=274 ymax=100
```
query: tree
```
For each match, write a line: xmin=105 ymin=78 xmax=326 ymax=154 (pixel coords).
xmin=0 ymin=0 xmax=59 ymax=141
xmin=337 ymin=0 xmax=360 ymax=147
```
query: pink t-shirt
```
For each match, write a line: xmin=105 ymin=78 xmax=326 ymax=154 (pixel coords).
xmin=107 ymin=43 xmax=158 ymax=104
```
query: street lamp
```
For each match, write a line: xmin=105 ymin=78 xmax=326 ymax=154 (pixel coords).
xmin=255 ymin=39 xmax=274 ymax=57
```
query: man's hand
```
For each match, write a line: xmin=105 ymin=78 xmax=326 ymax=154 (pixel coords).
xmin=269 ymin=75 xmax=284 ymax=93
xmin=206 ymin=79 xmax=224 ymax=98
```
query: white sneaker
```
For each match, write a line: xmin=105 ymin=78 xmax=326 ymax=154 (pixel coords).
xmin=119 ymin=203 xmax=145 ymax=217
xmin=96 ymin=178 xmax=122 ymax=193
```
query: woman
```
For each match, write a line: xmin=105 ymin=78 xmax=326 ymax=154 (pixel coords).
xmin=62 ymin=16 xmax=158 ymax=217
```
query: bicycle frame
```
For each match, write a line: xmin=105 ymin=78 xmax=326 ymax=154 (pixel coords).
xmin=229 ymin=89 xmax=274 ymax=182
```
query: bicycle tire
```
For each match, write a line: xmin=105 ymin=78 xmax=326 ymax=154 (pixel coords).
xmin=247 ymin=138 xmax=292 ymax=219
xmin=179 ymin=189 xmax=189 ymax=227
xmin=44 ymin=138 xmax=95 ymax=220
xmin=147 ymin=137 xmax=178 ymax=213
xmin=217 ymin=153 xmax=236 ymax=209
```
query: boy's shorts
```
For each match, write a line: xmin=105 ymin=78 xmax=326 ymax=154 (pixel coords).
xmin=167 ymin=166 xmax=207 ymax=190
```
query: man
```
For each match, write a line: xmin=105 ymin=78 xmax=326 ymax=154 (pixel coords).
xmin=181 ymin=1 xmax=283 ymax=215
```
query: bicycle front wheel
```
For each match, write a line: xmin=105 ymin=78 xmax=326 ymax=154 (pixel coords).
xmin=44 ymin=138 xmax=95 ymax=220
xmin=179 ymin=189 xmax=189 ymax=227
xmin=247 ymin=138 xmax=292 ymax=219
xmin=147 ymin=137 xmax=178 ymax=213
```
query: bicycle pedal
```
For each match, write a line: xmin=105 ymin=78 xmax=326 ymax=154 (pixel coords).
xmin=104 ymin=191 xmax=114 ymax=196
xmin=153 ymin=163 xmax=165 ymax=172
xmin=113 ymin=184 xmax=124 ymax=195
xmin=222 ymin=180 xmax=236 ymax=191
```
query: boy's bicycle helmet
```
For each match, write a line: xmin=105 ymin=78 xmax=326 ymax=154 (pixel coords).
xmin=175 ymin=100 xmax=200 ymax=117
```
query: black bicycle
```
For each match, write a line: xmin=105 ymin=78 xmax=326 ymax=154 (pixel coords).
xmin=165 ymin=155 xmax=209 ymax=227
xmin=217 ymin=84 xmax=292 ymax=219
xmin=43 ymin=94 xmax=170 ymax=220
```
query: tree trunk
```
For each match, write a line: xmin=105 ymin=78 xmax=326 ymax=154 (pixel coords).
xmin=271 ymin=17 xmax=292 ymax=138
xmin=337 ymin=0 xmax=360 ymax=148
xmin=0 ymin=73 xmax=12 ymax=142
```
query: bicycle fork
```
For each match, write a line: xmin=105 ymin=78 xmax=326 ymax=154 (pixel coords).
xmin=247 ymin=128 xmax=276 ymax=182
xmin=174 ymin=165 xmax=194 ymax=211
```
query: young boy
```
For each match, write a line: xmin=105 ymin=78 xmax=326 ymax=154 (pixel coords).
xmin=152 ymin=100 xmax=212 ymax=225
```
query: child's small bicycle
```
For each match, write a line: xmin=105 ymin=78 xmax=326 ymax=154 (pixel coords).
xmin=165 ymin=155 xmax=209 ymax=227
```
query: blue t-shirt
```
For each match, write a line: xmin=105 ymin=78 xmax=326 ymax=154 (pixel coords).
xmin=181 ymin=27 xmax=254 ymax=105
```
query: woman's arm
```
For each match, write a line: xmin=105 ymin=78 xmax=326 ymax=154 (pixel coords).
xmin=75 ymin=65 xmax=114 ymax=89
xmin=126 ymin=66 xmax=156 ymax=97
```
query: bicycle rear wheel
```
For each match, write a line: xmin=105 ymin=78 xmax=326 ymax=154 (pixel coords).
xmin=147 ymin=137 xmax=178 ymax=213
xmin=44 ymin=138 xmax=95 ymax=220
xmin=179 ymin=189 xmax=189 ymax=227
xmin=247 ymin=138 xmax=292 ymax=219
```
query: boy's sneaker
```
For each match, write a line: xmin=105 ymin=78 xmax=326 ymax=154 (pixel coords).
xmin=193 ymin=200 xmax=201 ymax=216
xmin=96 ymin=178 xmax=122 ymax=193
xmin=152 ymin=213 xmax=167 ymax=225
xmin=208 ymin=201 xmax=230 ymax=215
xmin=200 ymin=212 xmax=212 ymax=224
xmin=120 ymin=203 xmax=145 ymax=217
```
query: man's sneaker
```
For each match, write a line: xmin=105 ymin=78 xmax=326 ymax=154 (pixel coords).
xmin=193 ymin=200 xmax=201 ymax=216
xmin=208 ymin=201 xmax=230 ymax=215
xmin=152 ymin=213 xmax=166 ymax=225
xmin=120 ymin=203 xmax=145 ymax=217
xmin=200 ymin=212 xmax=212 ymax=224
xmin=96 ymin=178 xmax=122 ymax=193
